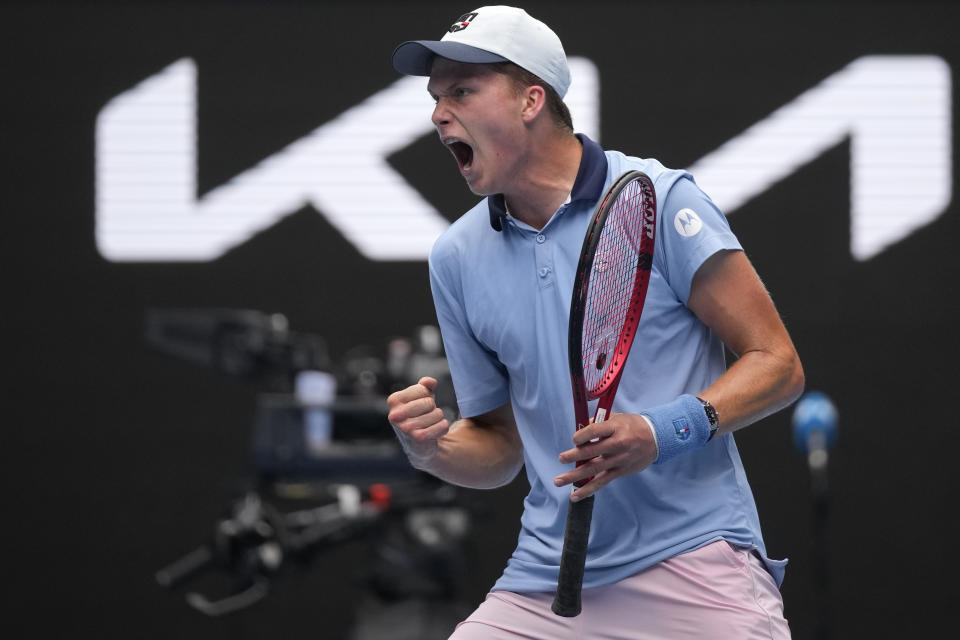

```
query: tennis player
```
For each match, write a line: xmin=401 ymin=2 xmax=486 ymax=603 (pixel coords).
xmin=387 ymin=6 xmax=804 ymax=638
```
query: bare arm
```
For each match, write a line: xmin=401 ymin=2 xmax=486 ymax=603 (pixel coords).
xmin=687 ymin=249 xmax=805 ymax=434
xmin=387 ymin=377 xmax=524 ymax=489
xmin=555 ymin=249 xmax=804 ymax=500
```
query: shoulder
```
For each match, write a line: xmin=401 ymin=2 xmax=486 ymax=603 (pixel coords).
xmin=602 ymin=150 xmax=695 ymax=203
xmin=602 ymin=150 xmax=727 ymax=221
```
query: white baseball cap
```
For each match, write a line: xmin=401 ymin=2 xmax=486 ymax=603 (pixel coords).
xmin=392 ymin=5 xmax=571 ymax=98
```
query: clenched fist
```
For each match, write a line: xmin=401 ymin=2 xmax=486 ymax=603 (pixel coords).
xmin=387 ymin=376 xmax=450 ymax=466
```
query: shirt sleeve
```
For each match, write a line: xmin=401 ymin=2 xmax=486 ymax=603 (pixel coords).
xmin=657 ymin=176 xmax=742 ymax=304
xmin=428 ymin=248 xmax=511 ymax=419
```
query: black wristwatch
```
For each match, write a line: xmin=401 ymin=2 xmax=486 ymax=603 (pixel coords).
xmin=697 ymin=397 xmax=720 ymax=441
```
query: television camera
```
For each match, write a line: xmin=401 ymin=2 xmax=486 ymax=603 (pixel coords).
xmin=147 ymin=309 xmax=471 ymax=637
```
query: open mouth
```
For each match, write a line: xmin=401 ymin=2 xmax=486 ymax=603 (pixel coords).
xmin=445 ymin=140 xmax=474 ymax=171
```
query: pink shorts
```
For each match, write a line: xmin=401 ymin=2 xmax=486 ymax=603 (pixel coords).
xmin=450 ymin=540 xmax=790 ymax=640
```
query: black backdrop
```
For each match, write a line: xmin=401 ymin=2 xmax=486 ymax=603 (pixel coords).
xmin=4 ymin=1 xmax=958 ymax=638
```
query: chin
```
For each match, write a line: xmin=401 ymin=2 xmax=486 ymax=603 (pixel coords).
xmin=465 ymin=183 xmax=488 ymax=196
xmin=463 ymin=174 xmax=496 ymax=197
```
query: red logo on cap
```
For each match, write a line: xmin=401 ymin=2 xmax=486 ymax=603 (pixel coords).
xmin=448 ymin=12 xmax=478 ymax=33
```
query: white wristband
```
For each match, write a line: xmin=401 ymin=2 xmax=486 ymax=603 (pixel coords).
xmin=639 ymin=414 xmax=660 ymax=461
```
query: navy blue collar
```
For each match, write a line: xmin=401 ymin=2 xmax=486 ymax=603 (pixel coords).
xmin=488 ymin=134 xmax=608 ymax=231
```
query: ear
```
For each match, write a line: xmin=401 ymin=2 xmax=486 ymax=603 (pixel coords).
xmin=519 ymin=85 xmax=547 ymax=123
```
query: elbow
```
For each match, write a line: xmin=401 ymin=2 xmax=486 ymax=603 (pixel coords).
xmin=474 ymin=451 xmax=525 ymax=490
xmin=480 ymin=474 xmax=518 ymax=491
xmin=783 ymin=349 xmax=806 ymax=407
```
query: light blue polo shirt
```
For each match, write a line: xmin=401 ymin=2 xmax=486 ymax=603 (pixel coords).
xmin=428 ymin=135 xmax=785 ymax=593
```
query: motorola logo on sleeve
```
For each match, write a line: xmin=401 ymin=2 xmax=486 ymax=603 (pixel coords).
xmin=674 ymin=209 xmax=703 ymax=238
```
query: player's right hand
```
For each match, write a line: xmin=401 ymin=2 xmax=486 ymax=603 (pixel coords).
xmin=386 ymin=376 xmax=451 ymax=465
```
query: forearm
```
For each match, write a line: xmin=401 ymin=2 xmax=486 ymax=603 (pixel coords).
xmin=388 ymin=380 xmax=524 ymax=489
xmin=699 ymin=344 xmax=805 ymax=435
xmin=404 ymin=414 xmax=524 ymax=489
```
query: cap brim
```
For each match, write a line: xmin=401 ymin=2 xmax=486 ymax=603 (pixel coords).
xmin=392 ymin=40 xmax=508 ymax=76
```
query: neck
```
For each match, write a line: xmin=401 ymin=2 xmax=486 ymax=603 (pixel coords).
xmin=502 ymin=132 xmax=582 ymax=230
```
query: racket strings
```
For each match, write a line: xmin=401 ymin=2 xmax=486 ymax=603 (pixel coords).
xmin=581 ymin=182 xmax=649 ymax=395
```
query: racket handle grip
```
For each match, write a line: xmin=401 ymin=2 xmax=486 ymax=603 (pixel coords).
xmin=552 ymin=494 xmax=595 ymax=617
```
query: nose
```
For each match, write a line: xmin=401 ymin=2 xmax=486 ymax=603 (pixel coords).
xmin=431 ymin=98 xmax=450 ymax=128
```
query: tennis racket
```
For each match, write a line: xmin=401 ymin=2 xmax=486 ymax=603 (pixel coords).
xmin=552 ymin=170 xmax=657 ymax=617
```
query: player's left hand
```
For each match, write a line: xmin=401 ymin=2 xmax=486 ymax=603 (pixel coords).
xmin=554 ymin=413 xmax=658 ymax=501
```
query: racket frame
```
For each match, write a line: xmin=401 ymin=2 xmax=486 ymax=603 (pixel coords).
xmin=552 ymin=170 xmax=657 ymax=617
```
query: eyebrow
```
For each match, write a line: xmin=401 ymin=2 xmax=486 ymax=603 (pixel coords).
xmin=427 ymin=79 xmax=463 ymax=98
xmin=427 ymin=64 xmax=491 ymax=94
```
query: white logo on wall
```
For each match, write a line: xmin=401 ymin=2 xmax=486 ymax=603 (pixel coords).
xmin=688 ymin=56 xmax=952 ymax=261
xmin=674 ymin=209 xmax=703 ymax=237
xmin=95 ymin=55 xmax=951 ymax=262
xmin=94 ymin=58 xmax=600 ymax=262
